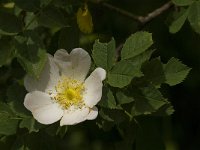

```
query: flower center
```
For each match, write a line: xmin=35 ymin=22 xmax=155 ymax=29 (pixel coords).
xmin=54 ymin=76 xmax=85 ymax=109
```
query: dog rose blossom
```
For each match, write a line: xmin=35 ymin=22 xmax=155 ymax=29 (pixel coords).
xmin=24 ymin=48 xmax=106 ymax=126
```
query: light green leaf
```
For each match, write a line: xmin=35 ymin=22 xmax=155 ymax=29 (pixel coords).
xmin=164 ymin=57 xmax=191 ymax=86
xmin=169 ymin=8 xmax=189 ymax=33
xmin=108 ymin=60 xmax=143 ymax=88
xmin=116 ymin=92 xmax=134 ymax=105
xmin=188 ymin=1 xmax=200 ymax=33
xmin=121 ymin=32 xmax=153 ymax=60
xmin=172 ymin=0 xmax=193 ymax=6
xmin=142 ymin=58 xmax=165 ymax=86
xmin=92 ymin=38 xmax=116 ymax=71
xmin=0 ymin=11 xmax=22 ymax=34
xmin=131 ymin=85 xmax=167 ymax=116
xmin=14 ymin=0 xmax=40 ymax=12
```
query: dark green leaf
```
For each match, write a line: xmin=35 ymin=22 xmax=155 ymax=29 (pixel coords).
xmin=116 ymin=92 xmax=134 ymax=105
xmin=0 ymin=103 xmax=19 ymax=135
xmin=14 ymin=0 xmax=40 ymax=12
xmin=131 ymin=85 xmax=167 ymax=116
xmin=0 ymin=38 xmax=14 ymax=67
xmin=0 ymin=11 xmax=22 ymax=33
xmin=98 ymin=88 xmax=119 ymax=109
xmin=19 ymin=117 xmax=42 ymax=133
xmin=169 ymin=8 xmax=189 ymax=33
xmin=92 ymin=38 xmax=116 ymax=71
xmin=37 ymin=6 xmax=68 ymax=30
xmin=142 ymin=58 xmax=165 ymax=87
xmin=121 ymin=32 xmax=153 ymax=60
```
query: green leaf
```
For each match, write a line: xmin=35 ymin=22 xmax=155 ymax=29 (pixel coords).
xmin=131 ymin=85 xmax=167 ymax=116
xmin=164 ymin=57 xmax=191 ymax=86
xmin=92 ymin=38 xmax=116 ymax=71
xmin=142 ymin=58 xmax=165 ymax=87
xmin=98 ymin=88 xmax=119 ymax=109
xmin=14 ymin=32 xmax=47 ymax=78
xmin=24 ymin=13 xmax=39 ymax=30
xmin=14 ymin=0 xmax=40 ymax=12
xmin=0 ymin=103 xmax=19 ymax=135
xmin=0 ymin=38 xmax=14 ymax=67
xmin=116 ymin=92 xmax=134 ymax=105
xmin=19 ymin=117 xmax=42 ymax=133
xmin=121 ymin=32 xmax=153 ymax=60
xmin=152 ymin=103 xmax=175 ymax=116
xmin=37 ymin=6 xmax=68 ymax=30
xmin=169 ymin=8 xmax=189 ymax=33
xmin=0 ymin=11 xmax=22 ymax=33
xmin=108 ymin=60 xmax=143 ymax=88
xmin=172 ymin=0 xmax=193 ymax=6
xmin=188 ymin=1 xmax=200 ymax=33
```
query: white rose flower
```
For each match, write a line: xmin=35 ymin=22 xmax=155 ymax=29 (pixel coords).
xmin=24 ymin=48 xmax=106 ymax=126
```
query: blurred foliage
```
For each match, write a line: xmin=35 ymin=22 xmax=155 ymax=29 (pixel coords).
xmin=0 ymin=0 xmax=199 ymax=150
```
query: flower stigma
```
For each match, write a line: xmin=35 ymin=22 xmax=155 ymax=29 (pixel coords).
xmin=53 ymin=76 xmax=85 ymax=109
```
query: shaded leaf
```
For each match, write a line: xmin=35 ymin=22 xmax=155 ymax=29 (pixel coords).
xmin=14 ymin=0 xmax=40 ymax=12
xmin=131 ymin=85 xmax=167 ymax=116
xmin=0 ymin=11 xmax=22 ymax=33
xmin=169 ymin=8 xmax=189 ymax=33
xmin=188 ymin=1 xmax=200 ymax=33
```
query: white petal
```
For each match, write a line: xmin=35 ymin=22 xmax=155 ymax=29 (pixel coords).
xmin=24 ymin=91 xmax=63 ymax=124
xmin=24 ymin=54 xmax=60 ymax=93
xmin=54 ymin=48 xmax=91 ymax=82
xmin=86 ymin=106 xmax=98 ymax=120
xmin=83 ymin=68 xmax=106 ymax=107
xmin=60 ymin=107 xmax=89 ymax=126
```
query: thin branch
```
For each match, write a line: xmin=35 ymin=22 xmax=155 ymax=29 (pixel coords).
xmin=96 ymin=1 xmax=173 ymax=24
xmin=139 ymin=1 xmax=173 ymax=24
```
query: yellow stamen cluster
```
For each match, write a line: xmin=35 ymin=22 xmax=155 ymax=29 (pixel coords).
xmin=54 ymin=76 xmax=85 ymax=109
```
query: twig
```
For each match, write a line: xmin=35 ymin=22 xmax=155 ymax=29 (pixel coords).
xmin=97 ymin=1 xmax=173 ymax=24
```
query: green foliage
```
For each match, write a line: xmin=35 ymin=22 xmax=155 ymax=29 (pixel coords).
xmin=169 ymin=8 xmax=189 ymax=33
xmin=0 ymin=11 xmax=22 ymax=34
xmin=121 ymin=32 xmax=153 ymax=60
xmin=93 ymin=38 xmax=116 ymax=71
xmin=164 ymin=57 xmax=191 ymax=86
xmin=188 ymin=1 xmax=200 ymax=34
xmin=0 ymin=102 xmax=19 ymax=135
xmin=14 ymin=0 xmax=40 ymax=12
xmin=0 ymin=0 xmax=194 ymax=149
